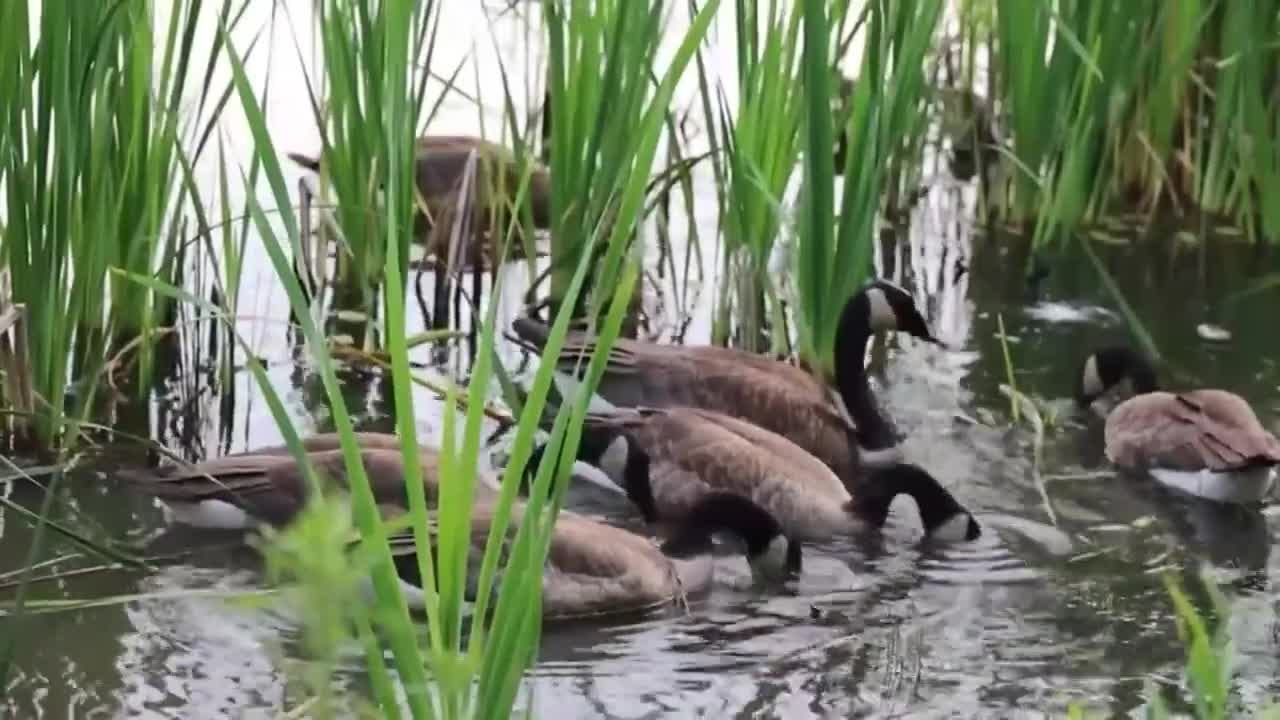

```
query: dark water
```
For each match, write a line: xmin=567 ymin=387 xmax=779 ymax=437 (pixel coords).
xmin=6 ymin=6 xmax=1280 ymax=720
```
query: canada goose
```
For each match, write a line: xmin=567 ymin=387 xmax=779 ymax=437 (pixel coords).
xmin=528 ymin=406 xmax=980 ymax=545
xmin=1076 ymin=346 xmax=1280 ymax=504
xmin=509 ymin=279 xmax=943 ymax=488
xmin=288 ymin=134 xmax=552 ymax=267
xmin=124 ymin=435 xmax=801 ymax=621
xmin=119 ymin=432 xmax=501 ymax=530
xmin=384 ymin=490 xmax=800 ymax=621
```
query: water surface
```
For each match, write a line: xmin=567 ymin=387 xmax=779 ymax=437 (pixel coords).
xmin=5 ymin=3 xmax=1280 ymax=718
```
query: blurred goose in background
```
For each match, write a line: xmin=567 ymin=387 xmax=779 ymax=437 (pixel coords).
xmin=1075 ymin=346 xmax=1280 ymax=504
xmin=288 ymin=134 xmax=551 ymax=268
xmin=527 ymin=405 xmax=981 ymax=544
xmin=509 ymin=280 xmax=945 ymax=490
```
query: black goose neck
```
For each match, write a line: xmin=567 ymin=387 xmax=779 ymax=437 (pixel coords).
xmin=1122 ymin=351 xmax=1159 ymax=395
xmin=834 ymin=294 xmax=896 ymax=451
xmin=620 ymin=449 xmax=658 ymax=523
xmin=660 ymin=492 xmax=784 ymax=560
xmin=851 ymin=464 xmax=969 ymax=534
xmin=1090 ymin=346 xmax=1160 ymax=399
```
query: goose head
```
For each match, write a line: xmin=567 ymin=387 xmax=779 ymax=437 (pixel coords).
xmin=842 ymin=280 xmax=943 ymax=346
xmin=849 ymin=463 xmax=981 ymax=542
xmin=1075 ymin=346 xmax=1159 ymax=410
xmin=833 ymin=281 xmax=943 ymax=458
xmin=659 ymin=491 xmax=802 ymax=582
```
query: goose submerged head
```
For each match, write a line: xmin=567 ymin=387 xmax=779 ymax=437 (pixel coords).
xmin=1075 ymin=346 xmax=1159 ymax=408
xmin=851 ymin=463 xmax=981 ymax=543
xmin=660 ymin=492 xmax=802 ymax=582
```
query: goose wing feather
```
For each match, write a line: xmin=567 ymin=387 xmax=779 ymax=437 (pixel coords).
xmin=544 ymin=511 xmax=689 ymax=618
xmin=620 ymin=408 xmax=853 ymax=534
xmin=636 ymin=408 xmax=847 ymax=500
xmin=513 ymin=317 xmax=828 ymax=403
xmin=586 ymin=369 xmax=859 ymax=485
xmin=386 ymin=503 xmax=678 ymax=619
xmin=1106 ymin=390 xmax=1280 ymax=472
xmin=228 ymin=432 xmax=405 ymax=456
xmin=514 ymin=320 xmax=859 ymax=483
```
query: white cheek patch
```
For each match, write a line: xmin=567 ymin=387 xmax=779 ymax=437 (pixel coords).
xmin=930 ymin=513 xmax=975 ymax=543
xmin=865 ymin=287 xmax=897 ymax=331
xmin=1081 ymin=355 xmax=1104 ymax=398
xmin=598 ymin=435 xmax=630 ymax=485
xmin=749 ymin=535 xmax=793 ymax=580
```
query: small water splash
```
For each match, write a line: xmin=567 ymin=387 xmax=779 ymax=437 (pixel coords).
xmin=1023 ymin=301 xmax=1121 ymax=325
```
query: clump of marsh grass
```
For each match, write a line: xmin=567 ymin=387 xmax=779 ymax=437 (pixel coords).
xmin=794 ymin=0 xmax=943 ymax=379
xmin=710 ymin=0 xmax=806 ymax=354
xmin=978 ymin=1 xmax=1280 ymax=251
xmin=541 ymin=0 xmax=720 ymax=322
xmin=285 ymin=0 xmax=438 ymax=316
xmin=0 ymin=0 xmax=249 ymax=449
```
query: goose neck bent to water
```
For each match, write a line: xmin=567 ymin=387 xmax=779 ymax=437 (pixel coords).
xmin=1075 ymin=346 xmax=1160 ymax=412
xmin=659 ymin=491 xmax=802 ymax=582
xmin=850 ymin=463 xmax=981 ymax=542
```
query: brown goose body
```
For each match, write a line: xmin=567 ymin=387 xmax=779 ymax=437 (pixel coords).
xmin=289 ymin=134 xmax=551 ymax=268
xmin=564 ymin=406 xmax=980 ymax=544
xmin=510 ymin=281 xmax=944 ymax=490
xmin=387 ymin=503 xmax=715 ymax=621
xmin=557 ymin=340 xmax=862 ymax=486
xmin=1078 ymin=347 xmax=1280 ymax=504
xmin=121 ymin=434 xmax=499 ymax=530
xmin=125 ymin=437 xmax=799 ymax=620
xmin=1104 ymin=390 xmax=1280 ymax=503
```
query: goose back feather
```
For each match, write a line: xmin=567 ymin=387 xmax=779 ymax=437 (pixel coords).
xmin=513 ymin=322 xmax=872 ymax=488
xmin=572 ymin=406 xmax=979 ymax=543
xmin=122 ymin=442 xmax=498 ymax=529
xmin=1105 ymin=390 xmax=1280 ymax=472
